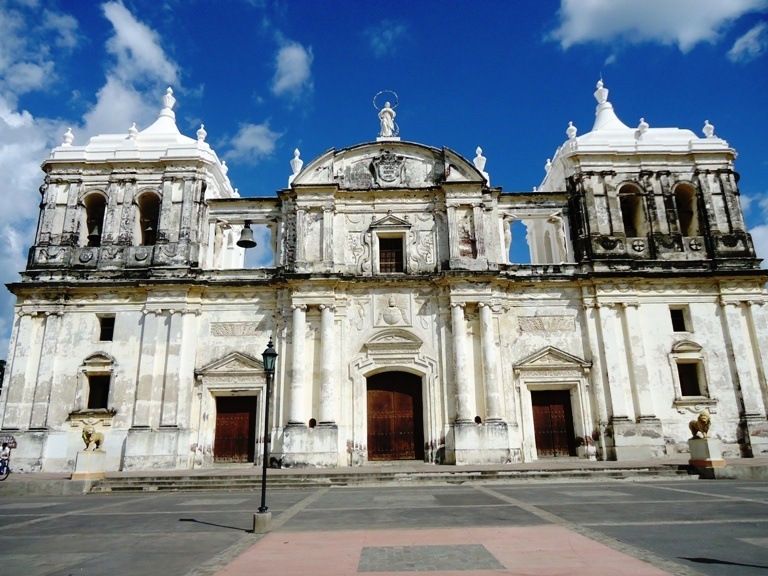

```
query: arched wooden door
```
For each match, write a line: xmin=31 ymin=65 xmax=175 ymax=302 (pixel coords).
xmin=367 ymin=372 xmax=425 ymax=461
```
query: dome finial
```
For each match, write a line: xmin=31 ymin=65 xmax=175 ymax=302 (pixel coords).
xmin=594 ymin=79 xmax=608 ymax=104
xmin=289 ymin=149 xmax=303 ymax=185
xmin=566 ymin=121 xmax=577 ymax=140
xmin=62 ymin=127 xmax=74 ymax=147
xmin=197 ymin=124 xmax=207 ymax=142
xmin=128 ymin=123 xmax=138 ymax=140
xmin=159 ymin=87 xmax=176 ymax=120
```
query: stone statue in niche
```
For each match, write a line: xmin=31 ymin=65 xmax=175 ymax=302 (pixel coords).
xmin=547 ymin=211 xmax=567 ymax=262
xmin=503 ymin=215 xmax=515 ymax=263
xmin=458 ymin=214 xmax=476 ymax=258
xmin=689 ymin=410 xmax=711 ymax=438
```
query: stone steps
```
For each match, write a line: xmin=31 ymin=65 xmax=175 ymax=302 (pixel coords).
xmin=90 ymin=465 xmax=691 ymax=493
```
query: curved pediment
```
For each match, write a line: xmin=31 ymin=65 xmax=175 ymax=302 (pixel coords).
xmin=292 ymin=141 xmax=485 ymax=190
xmin=364 ymin=329 xmax=423 ymax=352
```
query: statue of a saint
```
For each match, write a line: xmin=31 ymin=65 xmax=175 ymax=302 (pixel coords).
xmin=379 ymin=102 xmax=396 ymax=137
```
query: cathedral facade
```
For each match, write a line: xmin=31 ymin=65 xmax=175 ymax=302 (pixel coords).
xmin=2 ymin=84 xmax=767 ymax=472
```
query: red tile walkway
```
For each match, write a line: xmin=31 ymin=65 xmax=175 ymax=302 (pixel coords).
xmin=216 ymin=526 xmax=673 ymax=575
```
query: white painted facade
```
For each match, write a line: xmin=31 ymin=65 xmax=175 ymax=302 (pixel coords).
xmin=2 ymin=84 xmax=767 ymax=472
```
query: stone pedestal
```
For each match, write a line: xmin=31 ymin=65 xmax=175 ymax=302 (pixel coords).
xmin=280 ymin=423 xmax=339 ymax=467
xmin=452 ymin=421 xmax=510 ymax=465
xmin=688 ymin=437 xmax=726 ymax=469
xmin=71 ymin=449 xmax=106 ymax=480
xmin=253 ymin=511 xmax=272 ymax=533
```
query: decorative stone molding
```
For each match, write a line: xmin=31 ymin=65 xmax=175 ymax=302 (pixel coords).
xmin=210 ymin=322 xmax=261 ymax=337
xmin=518 ymin=316 xmax=576 ymax=332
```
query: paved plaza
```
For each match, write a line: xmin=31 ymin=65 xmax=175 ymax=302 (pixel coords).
xmin=1 ymin=479 xmax=767 ymax=575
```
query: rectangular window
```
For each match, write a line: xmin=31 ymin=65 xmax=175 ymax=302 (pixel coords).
xmin=669 ymin=307 xmax=689 ymax=332
xmin=99 ymin=316 xmax=115 ymax=341
xmin=87 ymin=375 xmax=111 ymax=409
xmin=677 ymin=363 xmax=702 ymax=396
xmin=379 ymin=237 xmax=404 ymax=273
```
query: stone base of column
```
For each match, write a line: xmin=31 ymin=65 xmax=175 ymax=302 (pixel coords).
xmin=451 ymin=421 xmax=510 ymax=465
xmin=278 ymin=424 xmax=339 ymax=467
xmin=609 ymin=416 xmax=666 ymax=460
xmin=740 ymin=414 xmax=768 ymax=458
xmin=122 ymin=427 xmax=185 ymax=470
xmin=71 ymin=449 xmax=106 ymax=480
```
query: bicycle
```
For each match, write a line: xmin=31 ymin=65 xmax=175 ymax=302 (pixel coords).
xmin=0 ymin=458 xmax=10 ymax=480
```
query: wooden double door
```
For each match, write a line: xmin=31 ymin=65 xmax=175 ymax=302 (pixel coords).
xmin=214 ymin=396 xmax=257 ymax=463
xmin=531 ymin=390 xmax=576 ymax=458
xmin=367 ymin=372 xmax=425 ymax=461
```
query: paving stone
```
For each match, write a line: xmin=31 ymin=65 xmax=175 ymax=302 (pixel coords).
xmin=357 ymin=544 xmax=504 ymax=572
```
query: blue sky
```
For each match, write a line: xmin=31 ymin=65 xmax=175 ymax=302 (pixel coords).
xmin=1 ymin=0 xmax=767 ymax=356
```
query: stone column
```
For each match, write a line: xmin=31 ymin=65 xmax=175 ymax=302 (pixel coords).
xmin=1 ymin=312 xmax=40 ymax=429
xmin=451 ymin=302 xmax=472 ymax=423
xmin=318 ymin=304 xmax=336 ymax=425
xmin=178 ymin=178 xmax=194 ymax=242
xmin=746 ymin=300 xmax=768 ymax=413
xmin=132 ymin=310 xmax=160 ymax=428
xmin=295 ymin=209 xmax=306 ymax=263
xmin=721 ymin=300 xmax=766 ymax=418
xmin=583 ymin=301 xmax=610 ymax=458
xmin=619 ymin=302 xmax=657 ymax=420
xmin=322 ymin=205 xmax=334 ymax=267
xmin=30 ymin=312 xmax=62 ymax=429
xmin=472 ymin=203 xmax=485 ymax=258
xmin=288 ymin=304 xmax=307 ymax=425
xmin=478 ymin=303 xmax=502 ymax=421
xmin=597 ymin=303 xmax=630 ymax=419
xmin=447 ymin=206 xmax=459 ymax=259
xmin=160 ymin=310 xmax=185 ymax=427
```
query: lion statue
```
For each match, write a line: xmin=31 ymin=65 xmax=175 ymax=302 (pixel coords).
xmin=689 ymin=410 xmax=711 ymax=439
xmin=82 ymin=424 xmax=104 ymax=451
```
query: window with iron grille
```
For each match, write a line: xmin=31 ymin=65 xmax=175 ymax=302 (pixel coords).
xmin=379 ymin=237 xmax=403 ymax=273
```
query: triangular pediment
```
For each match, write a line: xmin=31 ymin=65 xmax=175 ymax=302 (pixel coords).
xmin=515 ymin=346 xmax=590 ymax=370
xmin=196 ymin=352 xmax=264 ymax=376
xmin=370 ymin=212 xmax=411 ymax=229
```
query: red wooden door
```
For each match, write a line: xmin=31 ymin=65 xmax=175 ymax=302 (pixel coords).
xmin=531 ymin=390 xmax=576 ymax=458
xmin=367 ymin=373 xmax=424 ymax=460
xmin=214 ymin=396 xmax=257 ymax=463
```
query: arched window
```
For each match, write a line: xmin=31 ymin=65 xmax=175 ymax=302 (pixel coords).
xmin=82 ymin=193 xmax=107 ymax=247
xmin=619 ymin=185 xmax=647 ymax=237
xmin=674 ymin=184 xmax=700 ymax=236
xmin=136 ymin=192 xmax=160 ymax=246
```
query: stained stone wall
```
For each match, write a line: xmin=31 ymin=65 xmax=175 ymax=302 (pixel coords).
xmin=2 ymin=107 xmax=767 ymax=473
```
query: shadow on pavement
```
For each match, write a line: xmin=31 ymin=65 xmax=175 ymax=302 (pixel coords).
xmin=680 ymin=557 xmax=768 ymax=570
xmin=179 ymin=518 xmax=250 ymax=532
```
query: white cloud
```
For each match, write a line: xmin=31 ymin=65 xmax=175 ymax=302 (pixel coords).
xmin=226 ymin=122 xmax=283 ymax=162
xmin=551 ymin=0 xmax=768 ymax=52
xmin=81 ymin=75 xmax=158 ymax=137
xmin=744 ymin=193 xmax=768 ymax=268
xmin=271 ymin=41 xmax=313 ymax=98
xmin=102 ymin=1 xmax=179 ymax=85
xmin=728 ymin=21 xmax=768 ymax=62
xmin=365 ymin=20 xmax=408 ymax=57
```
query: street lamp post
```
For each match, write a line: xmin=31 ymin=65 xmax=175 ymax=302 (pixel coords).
xmin=255 ymin=339 xmax=277 ymax=531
